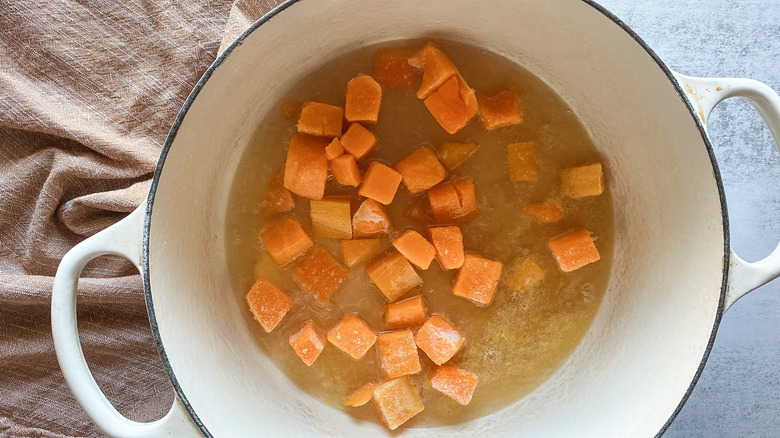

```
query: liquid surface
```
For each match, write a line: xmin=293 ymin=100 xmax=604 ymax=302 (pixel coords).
xmin=225 ymin=40 xmax=614 ymax=427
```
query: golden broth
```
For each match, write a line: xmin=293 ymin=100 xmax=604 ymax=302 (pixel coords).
xmin=225 ymin=40 xmax=613 ymax=428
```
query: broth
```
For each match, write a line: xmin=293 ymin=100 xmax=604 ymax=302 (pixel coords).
xmin=225 ymin=40 xmax=613 ymax=428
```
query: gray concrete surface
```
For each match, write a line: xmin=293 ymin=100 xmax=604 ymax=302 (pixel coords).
xmin=595 ymin=1 xmax=780 ymax=436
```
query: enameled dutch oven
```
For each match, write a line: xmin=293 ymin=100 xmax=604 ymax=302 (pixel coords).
xmin=51 ymin=0 xmax=780 ymax=436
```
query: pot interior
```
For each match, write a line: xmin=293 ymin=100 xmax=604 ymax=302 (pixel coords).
xmin=145 ymin=0 xmax=726 ymax=436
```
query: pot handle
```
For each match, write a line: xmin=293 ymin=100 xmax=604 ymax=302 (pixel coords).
xmin=51 ymin=203 xmax=202 ymax=437
xmin=675 ymin=72 xmax=780 ymax=311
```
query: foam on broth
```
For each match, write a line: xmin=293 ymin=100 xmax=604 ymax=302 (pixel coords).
xmin=225 ymin=39 xmax=614 ymax=427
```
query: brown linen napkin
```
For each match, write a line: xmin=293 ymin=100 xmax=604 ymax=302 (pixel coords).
xmin=0 ymin=1 xmax=278 ymax=436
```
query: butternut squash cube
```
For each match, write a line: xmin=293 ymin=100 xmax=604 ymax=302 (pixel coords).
xmin=428 ymin=178 xmax=477 ymax=224
xmin=506 ymin=257 xmax=545 ymax=293
xmin=246 ymin=278 xmax=291 ymax=333
xmin=561 ymin=163 xmax=605 ymax=198
xmin=452 ymin=254 xmax=503 ymax=306
xmin=327 ymin=315 xmax=377 ymax=360
xmin=430 ymin=364 xmax=478 ymax=405
xmin=372 ymin=376 xmax=424 ymax=430
xmin=330 ymin=153 xmax=361 ymax=187
xmin=392 ymin=229 xmax=436 ymax=270
xmin=259 ymin=217 xmax=313 ymax=266
xmin=548 ymin=229 xmax=600 ymax=272
xmin=384 ymin=296 xmax=427 ymax=330
xmin=366 ymin=251 xmax=422 ymax=302
xmin=414 ymin=315 xmax=464 ymax=365
xmin=352 ymin=199 xmax=392 ymax=238
xmin=310 ymin=197 xmax=352 ymax=239
xmin=344 ymin=382 xmax=377 ymax=407
xmin=507 ymin=141 xmax=538 ymax=182
xmin=294 ymin=247 xmax=348 ymax=304
xmin=424 ymin=76 xmax=477 ymax=134
xmin=297 ymin=102 xmax=343 ymax=137
xmin=429 ymin=226 xmax=465 ymax=270
xmin=522 ymin=201 xmax=564 ymax=223
xmin=438 ymin=142 xmax=479 ymax=170
xmin=260 ymin=173 xmax=295 ymax=216
xmin=325 ymin=138 xmax=344 ymax=160
xmin=345 ymin=74 xmax=382 ymax=124
xmin=373 ymin=49 xmax=415 ymax=89
xmin=376 ymin=329 xmax=421 ymax=378
xmin=283 ymin=134 xmax=329 ymax=200
xmin=409 ymin=41 xmax=459 ymax=99
xmin=341 ymin=238 xmax=382 ymax=267
xmin=289 ymin=321 xmax=326 ymax=366
xmin=394 ymin=146 xmax=448 ymax=195
xmin=340 ymin=123 xmax=377 ymax=160
xmin=477 ymin=89 xmax=523 ymax=129
xmin=359 ymin=162 xmax=402 ymax=206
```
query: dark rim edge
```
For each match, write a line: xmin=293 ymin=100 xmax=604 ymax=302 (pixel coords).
xmin=141 ymin=1 xmax=730 ymax=437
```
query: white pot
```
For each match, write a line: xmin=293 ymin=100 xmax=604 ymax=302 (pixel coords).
xmin=51 ymin=0 xmax=780 ymax=436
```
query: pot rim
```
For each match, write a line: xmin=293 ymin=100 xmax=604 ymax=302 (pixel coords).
xmin=141 ymin=1 xmax=730 ymax=436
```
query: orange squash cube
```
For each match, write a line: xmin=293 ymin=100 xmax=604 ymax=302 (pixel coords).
xmin=341 ymin=238 xmax=382 ymax=267
xmin=428 ymin=178 xmax=477 ymax=224
xmin=283 ymin=134 xmax=329 ymax=200
xmin=394 ymin=146 xmax=448 ymax=195
xmin=373 ymin=49 xmax=415 ymax=89
xmin=259 ymin=217 xmax=313 ymax=266
xmin=438 ymin=142 xmax=479 ymax=170
xmin=340 ymin=123 xmax=377 ymax=160
xmin=393 ymin=229 xmax=436 ymax=270
xmin=377 ymin=330 xmax=421 ymax=378
xmin=310 ymin=197 xmax=352 ymax=239
xmin=344 ymin=382 xmax=377 ymax=407
xmin=429 ymin=226 xmax=465 ymax=270
xmin=297 ymin=102 xmax=343 ymax=137
xmin=548 ymin=229 xmax=600 ymax=272
xmin=366 ymin=251 xmax=422 ymax=302
xmin=477 ymin=89 xmax=523 ymax=129
xmin=414 ymin=315 xmax=464 ymax=365
xmin=427 ymin=181 xmax=460 ymax=224
xmin=507 ymin=141 xmax=538 ymax=182
xmin=452 ymin=254 xmax=503 ymax=306
xmin=430 ymin=364 xmax=478 ymax=405
xmin=506 ymin=257 xmax=545 ymax=293
xmin=279 ymin=101 xmax=302 ymax=120
xmin=522 ymin=201 xmax=564 ymax=223
xmin=330 ymin=153 xmax=361 ymax=187
xmin=424 ymin=76 xmax=477 ymax=134
xmin=327 ymin=315 xmax=377 ymax=360
xmin=384 ymin=296 xmax=427 ymax=330
xmin=261 ymin=173 xmax=296 ymax=216
xmin=452 ymin=178 xmax=477 ymax=219
xmin=352 ymin=198 xmax=392 ymax=238
xmin=325 ymin=138 xmax=344 ymax=160
xmin=345 ymin=74 xmax=383 ymax=124
xmin=561 ymin=163 xmax=605 ymax=198
xmin=409 ymin=41 xmax=459 ymax=99
xmin=246 ymin=278 xmax=292 ymax=333
xmin=294 ymin=247 xmax=348 ymax=304
xmin=372 ymin=376 xmax=424 ymax=430
xmin=359 ymin=162 xmax=402 ymax=205
xmin=289 ymin=321 xmax=326 ymax=366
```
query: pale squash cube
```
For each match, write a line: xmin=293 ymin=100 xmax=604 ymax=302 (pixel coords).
xmin=372 ymin=376 xmax=424 ymax=430
xmin=310 ymin=197 xmax=352 ymax=239
xmin=561 ymin=163 xmax=605 ymax=198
